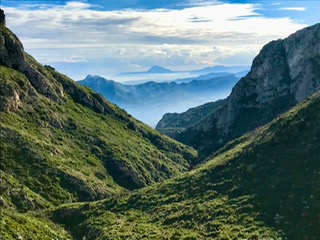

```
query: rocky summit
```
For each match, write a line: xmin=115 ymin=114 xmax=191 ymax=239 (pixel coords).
xmin=175 ymin=23 xmax=320 ymax=158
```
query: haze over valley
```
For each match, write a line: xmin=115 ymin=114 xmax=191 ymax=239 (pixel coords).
xmin=79 ymin=66 xmax=248 ymax=126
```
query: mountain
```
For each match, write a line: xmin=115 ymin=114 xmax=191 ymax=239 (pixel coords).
xmin=120 ymin=65 xmax=173 ymax=75
xmin=174 ymin=70 xmax=249 ymax=84
xmin=156 ymin=99 xmax=226 ymax=138
xmin=0 ymin=19 xmax=197 ymax=238
xmin=50 ymin=90 xmax=320 ymax=239
xmin=191 ymin=65 xmax=250 ymax=75
xmin=147 ymin=65 xmax=173 ymax=74
xmin=120 ymin=65 xmax=249 ymax=76
xmin=173 ymin=72 xmax=233 ymax=84
xmin=2 ymin=10 xmax=320 ymax=240
xmin=174 ymin=23 xmax=320 ymax=158
xmin=79 ymin=74 xmax=239 ymax=126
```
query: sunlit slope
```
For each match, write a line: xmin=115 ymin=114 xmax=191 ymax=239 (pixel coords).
xmin=51 ymin=92 xmax=320 ymax=239
xmin=0 ymin=25 xmax=196 ymax=204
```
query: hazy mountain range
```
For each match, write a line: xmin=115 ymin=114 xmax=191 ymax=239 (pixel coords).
xmin=120 ymin=64 xmax=249 ymax=76
xmin=79 ymin=73 xmax=240 ymax=126
xmin=114 ymin=65 xmax=250 ymax=85
xmin=2 ymin=13 xmax=320 ymax=240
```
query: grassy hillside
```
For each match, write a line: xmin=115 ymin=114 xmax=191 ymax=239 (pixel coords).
xmin=0 ymin=170 xmax=72 ymax=239
xmin=51 ymin=92 xmax=320 ymax=239
xmin=0 ymin=64 xmax=196 ymax=203
xmin=0 ymin=25 xmax=196 ymax=239
xmin=0 ymin=25 xmax=196 ymax=238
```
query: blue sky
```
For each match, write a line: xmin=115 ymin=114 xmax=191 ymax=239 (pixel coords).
xmin=2 ymin=0 xmax=320 ymax=80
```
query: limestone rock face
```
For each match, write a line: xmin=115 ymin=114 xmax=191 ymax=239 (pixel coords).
xmin=0 ymin=26 xmax=64 ymax=102
xmin=177 ymin=23 xmax=320 ymax=158
xmin=0 ymin=8 xmax=5 ymax=25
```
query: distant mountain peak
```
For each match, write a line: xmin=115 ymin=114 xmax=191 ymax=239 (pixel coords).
xmin=147 ymin=65 xmax=173 ymax=74
xmin=119 ymin=65 xmax=173 ymax=75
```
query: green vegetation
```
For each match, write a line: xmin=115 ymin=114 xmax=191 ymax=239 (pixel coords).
xmin=0 ymin=64 xmax=196 ymax=204
xmin=49 ymin=93 xmax=320 ymax=239
xmin=1 ymin=210 xmax=72 ymax=240
xmin=2 ymin=22 xmax=320 ymax=240
xmin=0 ymin=25 xmax=197 ymax=238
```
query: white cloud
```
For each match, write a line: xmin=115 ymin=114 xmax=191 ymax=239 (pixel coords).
xmin=279 ymin=7 xmax=306 ymax=11
xmin=3 ymin=1 xmax=307 ymax=79
xmin=270 ymin=3 xmax=281 ymax=6
xmin=46 ymin=56 xmax=89 ymax=63
xmin=63 ymin=1 xmax=93 ymax=10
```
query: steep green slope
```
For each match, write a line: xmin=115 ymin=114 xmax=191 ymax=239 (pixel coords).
xmin=0 ymin=64 xmax=195 ymax=202
xmin=0 ymin=170 xmax=72 ymax=239
xmin=1 ymin=209 xmax=72 ymax=240
xmin=51 ymin=92 xmax=320 ymax=239
xmin=0 ymin=24 xmax=196 ymax=203
xmin=156 ymin=99 xmax=226 ymax=138
xmin=0 ymin=22 xmax=197 ymax=239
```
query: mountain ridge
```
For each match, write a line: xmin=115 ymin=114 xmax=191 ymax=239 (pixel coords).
xmin=120 ymin=65 xmax=249 ymax=76
xmin=2 ymin=11 xmax=320 ymax=240
xmin=79 ymin=74 xmax=239 ymax=125
xmin=174 ymin=22 xmax=320 ymax=158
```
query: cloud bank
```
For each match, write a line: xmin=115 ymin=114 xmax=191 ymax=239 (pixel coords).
xmin=4 ymin=1 xmax=308 ymax=79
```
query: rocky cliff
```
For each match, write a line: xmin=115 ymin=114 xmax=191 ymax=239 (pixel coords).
xmin=177 ymin=23 xmax=320 ymax=158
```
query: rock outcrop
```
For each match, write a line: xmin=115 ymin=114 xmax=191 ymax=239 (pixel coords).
xmin=0 ymin=24 xmax=63 ymax=102
xmin=0 ymin=8 xmax=5 ymax=26
xmin=177 ymin=23 xmax=320 ymax=158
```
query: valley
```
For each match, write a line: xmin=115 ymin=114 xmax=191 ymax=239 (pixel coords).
xmin=79 ymin=72 xmax=242 ymax=126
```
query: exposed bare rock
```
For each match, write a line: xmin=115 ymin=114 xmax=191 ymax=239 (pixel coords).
xmin=0 ymin=8 xmax=5 ymax=26
xmin=177 ymin=23 xmax=320 ymax=158
xmin=0 ymin=26 xmax=64 ymax=102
